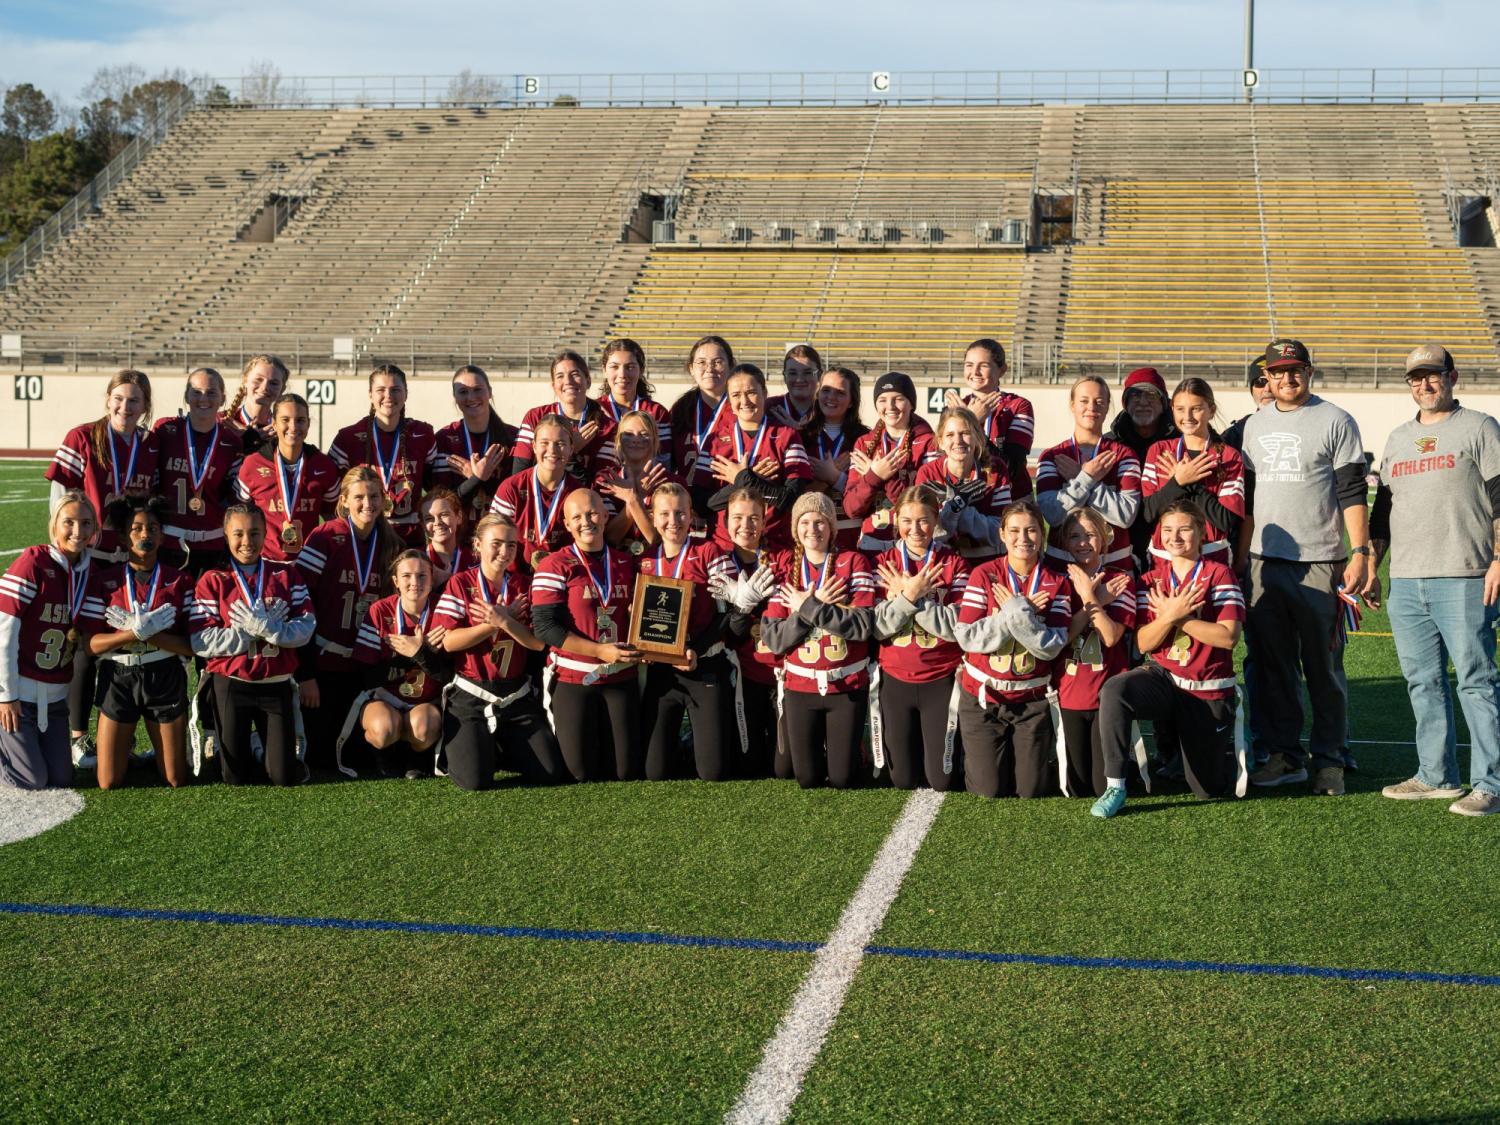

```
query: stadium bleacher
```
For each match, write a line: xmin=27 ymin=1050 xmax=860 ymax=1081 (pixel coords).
xmin=1 ymin=101 xmax=1498 ymax=380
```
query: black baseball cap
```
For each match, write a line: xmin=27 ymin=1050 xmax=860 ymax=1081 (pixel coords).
xmin=1264 ymin=339 xmax=1311 ymax=370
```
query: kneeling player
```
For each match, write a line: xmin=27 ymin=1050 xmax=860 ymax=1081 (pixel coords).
xmin=81 ymin=498 xmax=195 ymax=789
xmin=349 ymin=550 xmax=452 ymax=778
xmin=1091 ymin=499 xmax=1245 ymax=818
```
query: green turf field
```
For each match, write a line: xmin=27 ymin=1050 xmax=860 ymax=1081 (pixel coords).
xmin=2 ymin=460 xmax=1498 ymax=1123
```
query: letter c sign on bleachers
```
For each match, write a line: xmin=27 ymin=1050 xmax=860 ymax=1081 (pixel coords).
xmin=871 ymin=72 xmax=891 ymax=95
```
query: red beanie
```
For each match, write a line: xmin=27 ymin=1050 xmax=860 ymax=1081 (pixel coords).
xmin=1122 ymin=367 xmax=1168 ymax=402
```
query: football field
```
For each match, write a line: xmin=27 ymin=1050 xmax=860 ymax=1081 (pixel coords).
xmin=2 ymin=460 xmax=1498 ymax=1123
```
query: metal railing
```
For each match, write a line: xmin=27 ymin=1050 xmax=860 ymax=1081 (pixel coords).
xmin=198 ymin=69 xmax=1500 ymax=109
xmin=7 ymin=332 xmax=1497 ymax=387
xmin=0 ymin=88 xmax=198 ymax=291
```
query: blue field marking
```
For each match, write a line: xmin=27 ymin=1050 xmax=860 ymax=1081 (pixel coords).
xmin=3 ymin=900 xmax=1498 ymax=988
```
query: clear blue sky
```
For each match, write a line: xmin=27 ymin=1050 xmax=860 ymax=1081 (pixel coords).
xmin=2 ymin=0 xmax=1496 ymax=105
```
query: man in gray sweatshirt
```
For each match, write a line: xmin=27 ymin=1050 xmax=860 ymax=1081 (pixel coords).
xmin=1366 ymin=345 xmax=1500 ymax=816
xmin=1241 ymin=340 xmax=1372 ymax=796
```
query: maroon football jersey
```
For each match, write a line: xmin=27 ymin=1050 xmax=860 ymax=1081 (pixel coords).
xmin=530 ymin=544 xmax=637 ymax=686
xmin=354 ymin=592 xmax=445 ymax=705
xmin=696 ymin=421 xmax=813 ymax=549
xmin=431 ymin=417 xmax=520 ymax=528
xmin=1140 ymin=438 xmax=1247 ymax=562
xmin=723 ymin=550 xmax=785 ymax=687
xmin=1055 ymin=568 xmax=1137 ymax=711
xmin=190 ymin=560 xmax=311 ymax=680
xmin=670 ymin=390 xmax=735 ymax=477
xmin=842 ymin=421 xmax=942 ymax=553
xmin=1140 ymin=556 xmax=1244 ymax=699
xmin=234 ymin=447 xmax=341 ymax=562
xmin=329 ymin=418 xmax=438 ymax=543
xmin=488 ymin=468 xmax=582 ymax=571
xmin=0 ymin=547 xmax=92 ymax=684
xmin=78 ymin=561 xmax=194 ymax=660
xmin=295 ymin=518 xmax=388 ymax=673
xmin=761 ymin=549 xmax=877 ymax=694
xmin=962 ymin=389 xmax=1036 ymax=455
xmin=596 ymin=394 xmax=672 ymax=454
xmin=1035 ymin=436 xmax=1143 ymax=568
xmin=152 ymin=416 xmax=242 ymax=553
xmin=432 ymin=566 xmax=534 ymax=684
xmin=46 ymin=423 xmax=161 ymax=558
xmin=514 ymin=402 xmax=617 ymax=481
xmin=912 ymin=458 xmax=1031 ymax=566
xmin=871 ymin=543 xmax=969 ymax=684
xmin=957 ymin=560 xmax=1072 ymax=705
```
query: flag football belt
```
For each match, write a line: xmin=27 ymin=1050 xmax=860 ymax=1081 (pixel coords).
xmin=1166 ymin=672 xmax=1238 ymax=694
xmin=965 ymin=665 xmax=1050 ymax=707
xmin=549 ymin=652 xmax=632 ymax=685
xmin=315 ymin=635 xmax=355 ymax=659
xmin=451 ymin=675 xmax=533 ymax=734
xmin=163 ymin=524 xmax=225 ymax=544
xmin=100 ymin=648 xmax=177 ymax=668
xmin=782 ymin=658 xmax=869 ymax=696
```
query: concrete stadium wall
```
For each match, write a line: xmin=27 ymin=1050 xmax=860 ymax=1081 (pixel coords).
xmin=0 ymin=370 xmax=1476 ymax=468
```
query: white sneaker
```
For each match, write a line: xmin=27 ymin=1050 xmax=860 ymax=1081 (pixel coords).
xmin=1382 ymin=776 xmax=1464 ymax=800
xmin=1449 ymin=789 xmax=1500 ymax=817
xmin=70 ymin=736 xmax=97 ymax=770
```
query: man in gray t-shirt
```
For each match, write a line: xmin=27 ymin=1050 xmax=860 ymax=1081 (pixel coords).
xmin=1367 ymin=345 xmax=1500 ymax=816
xmin=1241 ymin=339 xmax=1373 ymax=795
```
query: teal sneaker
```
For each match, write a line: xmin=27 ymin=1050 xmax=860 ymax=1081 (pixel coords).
xmin=1090 ymin=786 xmax=1126 ymax=819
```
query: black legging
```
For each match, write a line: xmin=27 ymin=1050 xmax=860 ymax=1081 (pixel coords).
xmin=441 ymin=686 xmax=563 ymax=790
xmin=549 ymin=678 xmax=641 ymax=781
xmin=956 ymin=692 xmax=1055 ymax=798
xmin=67 ymin=648 xmax=96 ymax=736
xmin=878 ymin=674 xmax=958 ymax=791
xmin=305 ymin=671 xmax=367 ymax=775
xmin=642 ymin=655 xmax=735 ymax=781
xmin=781 ymin=687 xmax=868 ymax=789
xmin=212 ymin=675 xmax=299 ymax=786
xmin=738 ymin=677 xmax=791 ymax=780
xmin=1099 ymin=664 xmax=1238 ymax=799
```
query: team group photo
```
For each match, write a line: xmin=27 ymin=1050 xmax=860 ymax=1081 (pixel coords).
xmin=2 ymin=1 xmax=1500 ymax=1119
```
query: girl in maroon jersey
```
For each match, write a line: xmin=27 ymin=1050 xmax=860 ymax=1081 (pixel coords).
xmin=943 ymin=338 xmax=1036 ymax=487
xmin=349 ymin=551 xmax=453 ymax=779
xmin=668 ymin=335 xmax=735 ymax=477
xmin=870 ymin=487 xmax=970 ymax=791
xmin=1139 ymin=378 xmax=1247 ymax=568
xmin=80 ymin=498 xmax=195 ymax=790
xmin=189 ymin=503 xmax=317 ymax=786
xmin=767 ymin=344 xmax=822 ymax=429
xmin=1091 ymin=500 xmax=1247 ymax=818
xmin=597 ymin=339 xmax=673 ymax=465
xmin=638 ymin=483 xmax=735 ymax=782
xmin=530 ymin=489 xmax=643 ymax=781
xmin=0 ymin=492 xmax=97 ymax=789
xmin=760 ymin=492 xmax=878 ymax=789
xmin=799 ymin=367 xmax=868 ymax=549
xmin=432 ymin=364 xmax=520 ymax=528
xmin=234 ymin=393 xmax=341 ymax=562
xmin=434 ymin=514 xmax=563 ymax=789
xmin=295 ymin=467 xmax=403 ymax=772
xmin=155 ymin=367 xmax=242 ymax=573
xmin=596 ymin=411 xmax=674 ymax=555
xmin=710 ymin=488 xmax=789 ymax=779
xmin=420 ymin=487 xmax=476 ymax=588
xmin=700 ymin=364 xmax=813 ymax=549
xmin=1035 ymin=376 xmax=1143 ymax=570
xmin=223 ymin=354 xmax=287 ymax=458
xmin=329 ymin=364 xmax=438 ymax=546
xmin=915 ymin=405 xmax=1030 ymax=567
xmin=46 ymin=369 xmax=161 ymax=765
xmin=843 ymin=371 xmax=940 ymax=555
xmin=489 ymin=415 xmax=583 ymax=570
xmin=513 ymin=350 xmax=616 ymax=481
xmin=1055 ymin=508 xmax=1137 ymax=798
xmin=917 ymin=501 xmax=1073 ymax=798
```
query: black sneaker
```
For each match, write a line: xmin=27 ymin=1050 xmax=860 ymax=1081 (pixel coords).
xmin=1311 ymin=765 xmax=1346 ymax=796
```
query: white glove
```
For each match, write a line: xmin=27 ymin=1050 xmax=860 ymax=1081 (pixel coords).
xmin=134 ymin=604 xmax=177 ymax=641
xmin=745 ymin=566 xmax=779 ymax=607
xmin=264 ymin=600 xmax=289 ymax=628
xmin=231 ymin=602 xmax=273 ymax=640
xmin=105 ymin=605 xmax=132 ymax=631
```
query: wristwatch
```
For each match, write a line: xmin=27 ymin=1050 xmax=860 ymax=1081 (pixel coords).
xmin=1350 ymin=545 xmax=1373 ymax=557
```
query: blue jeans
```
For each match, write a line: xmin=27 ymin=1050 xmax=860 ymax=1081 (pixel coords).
xmin=1387 ymin=577 xmax=1500 ymax=795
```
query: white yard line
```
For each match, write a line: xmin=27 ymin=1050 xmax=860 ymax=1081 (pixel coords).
xmin=725 ymin=788 xmax=946 ymax=1125
xmin=0 ymin=788 xmax=84 ymax=845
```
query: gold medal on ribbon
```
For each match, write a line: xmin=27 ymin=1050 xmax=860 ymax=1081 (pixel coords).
xmin=281 ymin=522 xmax=302 ymax=550
xmin=188 ymin=495 xmax=205 ymax=514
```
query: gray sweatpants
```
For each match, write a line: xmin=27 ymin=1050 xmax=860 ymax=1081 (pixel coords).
xmin=0 ymin=700 xmax=73 ymax=790
xmin=1245 ymin=557 xmax=1345 ymax=770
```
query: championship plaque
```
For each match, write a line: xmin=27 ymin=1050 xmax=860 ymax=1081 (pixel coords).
xmin=628 ymin=573 xmax=693 ymax=663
